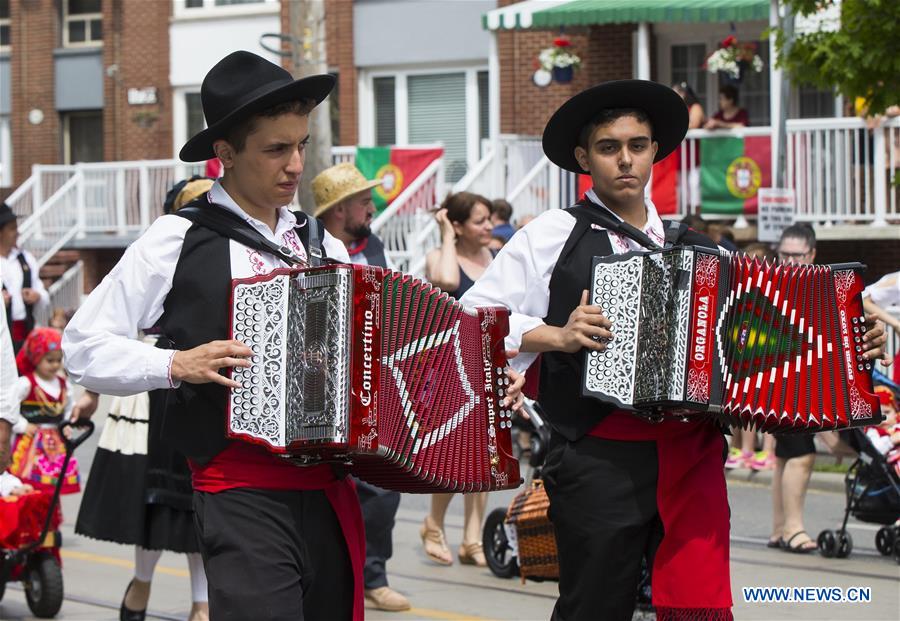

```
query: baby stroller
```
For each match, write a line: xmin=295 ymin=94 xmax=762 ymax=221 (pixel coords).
xmin=816 ymin=425 xmax=900 ymax=563
xmin=0 ymin=420 xmax=94 ymax=617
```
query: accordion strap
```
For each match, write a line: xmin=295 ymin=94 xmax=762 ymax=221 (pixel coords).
xmin=176 ymin=203 xmax=325 ymax=267
xmin=567 ymin=200 xmax=662 ymax=251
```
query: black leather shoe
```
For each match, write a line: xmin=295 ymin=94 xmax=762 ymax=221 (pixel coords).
xmin=120 ymin=580 xmax=147 ymax=621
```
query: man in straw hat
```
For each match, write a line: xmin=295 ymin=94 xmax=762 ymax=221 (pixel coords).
xmin=313 ymin=163 xmax=392 ymax=269
xmin=462 ymin=81 xmax=888 ymax=620
xmin=312 ymin=163 xmax=409 ymax=612
xmin=63 ymin=51 xmax=368 ymax=620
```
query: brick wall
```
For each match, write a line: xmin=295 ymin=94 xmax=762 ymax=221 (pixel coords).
xmin=279 ymin=0 xmax=357 ymax=146
xmin=10 ymin=0 xmax=61 ymax=185
xmin=818 ymin=240 xmax=900 ymax=285
xmin=498 ymin=24 xmax=636 ymax=137
xmin=103 ymin=0 xmax=172 ymax=162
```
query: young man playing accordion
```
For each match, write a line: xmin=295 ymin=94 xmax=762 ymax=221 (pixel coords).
xmin=461 ymin=81 xmax=888 ymax=621
xmin=63 ymin=52 xmax=363 ymax=620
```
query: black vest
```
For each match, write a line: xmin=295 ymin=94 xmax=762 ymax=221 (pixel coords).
xmin=4 ymin=252 xmax=36 ymax=336
xmin=157 ymin=196 xmax=322 ymax=464
xmin=539 ymin=201 xmax=718 ymax=441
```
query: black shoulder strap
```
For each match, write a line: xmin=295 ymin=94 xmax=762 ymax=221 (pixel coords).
xmin=566 ymin=200 xmax=662 ymax=251
xmin=292 ymin=211 xmax=324 ymax=266
xmin=16 ymin=252 xmax=32 ymax=289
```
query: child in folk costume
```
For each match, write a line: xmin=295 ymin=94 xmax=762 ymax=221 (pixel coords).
xmin=461 ymin=81 xmax=889 ymax=621
xmin=10 ymin=328 xmax=79 ymax=493
xmin=867 ymin=386 xmax=900 ymax=476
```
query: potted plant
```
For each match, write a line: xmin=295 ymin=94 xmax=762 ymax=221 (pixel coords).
xmin=704 ymin=35 xmax=764 ymax=85
xmin=538 ymin=36 xmax=582 ymax=84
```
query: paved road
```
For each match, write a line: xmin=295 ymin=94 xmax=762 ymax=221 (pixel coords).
xmin=2 ymin=401 xmax=898 ymax=620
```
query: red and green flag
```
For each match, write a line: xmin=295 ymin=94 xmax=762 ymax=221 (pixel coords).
xmin=355 ymin=147 xmax=444 ymax=212
xmin=700 ymin=135 xmax=771 ymax=215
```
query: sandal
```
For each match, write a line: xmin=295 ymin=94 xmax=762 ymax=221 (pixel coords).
xmin=782 ymin=530 xmax=817 ymax=554
xmin=766 ymin=536 xmax=784 ymax=549
xmin=420 ymin=517 xmax=453 ymax=565
xmin=458 ymin=541 xmax=487 ymax=567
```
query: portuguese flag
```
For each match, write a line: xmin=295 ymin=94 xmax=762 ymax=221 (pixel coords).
xmin=700 ymin=135 xmax=771 ymax=215
xmin=355 ymin=147 xmax=444 ymax=212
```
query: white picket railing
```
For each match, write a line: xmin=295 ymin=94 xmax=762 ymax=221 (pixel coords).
xmin=18 ymin=173 xmax=83 ymax=268
xmin=33 ymin=260 xmax=85 ymax=327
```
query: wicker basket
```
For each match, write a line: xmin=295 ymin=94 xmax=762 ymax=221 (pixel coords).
xmin=505 ymin=479 xmax=559 ymax=581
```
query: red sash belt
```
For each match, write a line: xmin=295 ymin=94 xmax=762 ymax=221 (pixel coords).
xmin=589 ymin=412 xmax=733 ymax=620
xmin=191 ymin=443 xmax=365 ymax=621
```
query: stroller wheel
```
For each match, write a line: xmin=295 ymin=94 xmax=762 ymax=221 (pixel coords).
xmin=875 ymin=527 xmax=895 ymax=556
xmin=817 ymin=530 xmax=837 ymax=558
xmin=482 ymin=508 xmax=519 ymax=579
xmin=893 ymin=538 xmax=900 ymax=565
xmin=24 ymin=552 xmax=63 ymax=618
xmin=835 ymin=531 xmax=853 ymax=558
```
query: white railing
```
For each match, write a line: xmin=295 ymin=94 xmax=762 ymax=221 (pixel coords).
xmin=33 ymin=261 xmax=84 ymax=327
xmin=5 ymin=166 xmax=78 ymax=221
xmin=787 ymin=117 xmax=900 ymax=225
xmin=18 ymin=173 xmax=83 ymax=268
xmin=370 ymin=158 xmax=444 ymax=274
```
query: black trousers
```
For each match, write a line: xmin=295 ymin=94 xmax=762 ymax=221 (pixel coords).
xmin=354 ymin=477 xmax=401 ymax=589
xmin=542 ymin=433 xmax=662 ymax=621
xmin=192 ymin=488 xmax=353 ymax=621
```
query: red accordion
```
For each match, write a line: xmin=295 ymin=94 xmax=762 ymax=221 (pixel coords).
xmin=226 ymin=264 xmax=521 ymax=493
xmin=584 ymin=248 xmax=882 ymax=431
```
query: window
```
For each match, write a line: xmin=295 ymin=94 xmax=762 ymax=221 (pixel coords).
xmin=62 ymin=111 xmax=104 ymax=164
xmin=731 ymin=44 xmax=770 ymax=126
xmin=0 ymin=115 xmax=10 ymax=188
xmin=186 ymin=93 xmax=205 ymax=143
xmin=373 ymin=77 xmax=396 ymax=146
xmin=477 ymin=70 xmax=490 ymax=146
xmin=64 ymin=0 xmax=102 ymax=47
xmin=328 ymin=74 xmax=340 ymax=145
xmin=798 ymin=85 xmax=836 ymax=119
xmin=408 ymin=73 xmax=468 ymax=182
xmin=183 ymin=0 xmax=265 ymax=8
xmin=671 ymin=44 xmax=708 ymax=113
xmin=0 ymin=0 xmax=10 ymax=51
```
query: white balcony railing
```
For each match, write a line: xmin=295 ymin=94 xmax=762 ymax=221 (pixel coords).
xmin=33 ymin=260 xmax=85 ymax=326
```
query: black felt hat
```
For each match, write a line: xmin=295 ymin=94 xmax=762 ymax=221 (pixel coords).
xmin=0 ymin=202 xmax=16 ymax=228
xmin=179 ymin=51 xmax=335 ymax=162
xmin=542 ymin=80 xmax=689 ymax=174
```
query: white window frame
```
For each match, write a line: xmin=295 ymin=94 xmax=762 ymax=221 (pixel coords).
xmin=0 ymin=115 xmax=11 ymax=188
xmin=172 ymin=0 xmax=278 ymax=21
xmin=172 ymin=87 xmax=205 ymax=158
xmin=63 ymin=0 xmax=103 ymax=48
xmin=62 ymin=111 xmax=104 ymax=165
xmin=358 ymin=64 xmax=489 ymax=173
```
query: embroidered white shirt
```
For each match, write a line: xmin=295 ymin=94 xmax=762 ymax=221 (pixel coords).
xmin=461 ymin=192 xmax=665 ymax=373
xmin=63 ymin=181 xmax=350 ymax=396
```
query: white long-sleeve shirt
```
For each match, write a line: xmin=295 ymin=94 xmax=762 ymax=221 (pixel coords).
xmin=0 ymin=303 xmax=19 ymax=426
xmin=1 ymin=246 xmax=49 ymax=321
xmin=461 ymin=191 xmax=666 ymax=373
xmin=63 ymin=181 xmax=350 ymax=396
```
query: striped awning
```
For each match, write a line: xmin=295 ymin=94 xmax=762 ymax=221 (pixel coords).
xmin=484 ymin=0 xmax=770 ymax=30
xmin=482 ymin=0 xmax=571 ymax=31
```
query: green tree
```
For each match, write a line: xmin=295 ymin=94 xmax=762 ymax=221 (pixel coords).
xmin=773 ymin=0 xmax=900 ymax=114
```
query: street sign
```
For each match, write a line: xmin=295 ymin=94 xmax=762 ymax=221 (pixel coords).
xmin=757 ymin=188 xmax=795 ymax=242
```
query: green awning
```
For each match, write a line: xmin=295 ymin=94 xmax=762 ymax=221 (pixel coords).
xmin=531 ymin=0 xmax=770 ymax=28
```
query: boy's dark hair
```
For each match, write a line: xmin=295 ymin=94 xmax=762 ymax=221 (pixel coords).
xmin=680 ymin=214 xmax=707 ymax=233
xmin=223 ymin=99 xmax=315 ymax=153
xmin=779 ymin=223 xmax=816 ymax=249
xmin=718 ymin=84 xmax=739 ymax=105
xmin=491 ymin=199 xmax=513 ymax=222
xmin=577 ymin=108 xmax=653 ymax=150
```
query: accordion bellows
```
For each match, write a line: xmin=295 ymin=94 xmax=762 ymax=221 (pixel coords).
xmin=583 ymin=248 xmax=881 ymax=431
xmin=227 ymin=264 xmax=521 ymax=493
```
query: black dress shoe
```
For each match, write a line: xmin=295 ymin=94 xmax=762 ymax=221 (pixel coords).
xmin=120 ymin=580 xmax=147 ymax=621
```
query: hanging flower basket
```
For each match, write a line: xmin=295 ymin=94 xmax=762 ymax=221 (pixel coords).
xmin=704 ymin=35 xmax=763 ymax=84
xmin=537 ymin=36 xmax=582 ymax=85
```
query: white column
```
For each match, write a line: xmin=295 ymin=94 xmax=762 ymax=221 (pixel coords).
xmin=488 ymin=31 xmax=503 ymax=198
xmin=769 ymin=0 xmax=782 ymax=186
xmin=637 ymin=22 xmax=651 ymax=80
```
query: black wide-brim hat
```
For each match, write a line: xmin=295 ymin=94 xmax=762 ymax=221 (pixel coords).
xmin=0 ymin=202 xmax=16 ymax=227
xmin=180 ymin=51 xmax=335 ymax=162
xmin=542 ymin=80 xmax=689 ymax=174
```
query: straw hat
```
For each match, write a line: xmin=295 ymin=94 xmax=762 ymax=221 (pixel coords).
xmin=312 ymin=163 xmax=381 ymax=217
